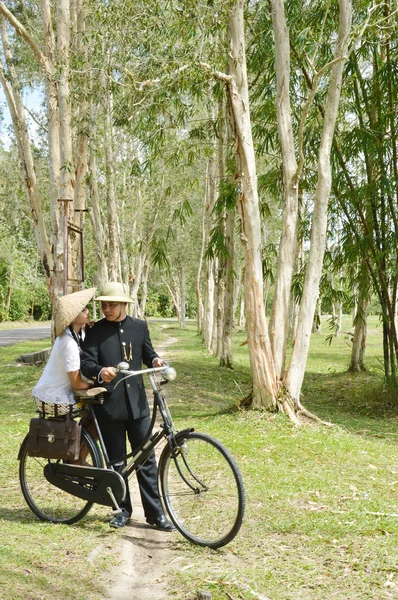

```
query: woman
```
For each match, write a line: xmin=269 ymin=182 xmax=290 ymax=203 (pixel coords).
xmin=32 ymin=288 xmax=96 ymax=414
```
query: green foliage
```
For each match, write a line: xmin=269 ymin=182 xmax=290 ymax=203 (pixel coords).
xmin=141 ymin=291 xmax=174 ymax=318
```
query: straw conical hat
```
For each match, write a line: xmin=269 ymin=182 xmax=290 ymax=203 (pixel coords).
xmin=54 ymin=288 xmax=96 ymax=336
xmin=96 ymin=282 xmax=133 ymax=303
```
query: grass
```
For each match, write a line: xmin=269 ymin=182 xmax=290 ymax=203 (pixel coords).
xmin=1 ymin=317 xmax=398 ymax=599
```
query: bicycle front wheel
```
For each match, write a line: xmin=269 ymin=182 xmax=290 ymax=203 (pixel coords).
xmin=158 ymin=431 xmax=245 ymax=548
xmin=19 ymin=429 xmax=103 ymax=525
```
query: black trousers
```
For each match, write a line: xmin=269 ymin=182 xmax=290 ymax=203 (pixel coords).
xmin=96 ymin=413 xmax=163 ymax=520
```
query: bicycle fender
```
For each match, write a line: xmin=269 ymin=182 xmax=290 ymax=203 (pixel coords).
xmin=175 ymin=428 xmax=195 ymax=440
xmin=17 ymin=435 xmax=29 ymax=461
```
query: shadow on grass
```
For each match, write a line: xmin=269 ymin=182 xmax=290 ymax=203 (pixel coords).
xmin=0 ymin=506 xmax=121 ymax=536
xmin=302 ymin=369 xmax=398 ymax=438
xmin=169 ymin=403 xmax=240 ymax=421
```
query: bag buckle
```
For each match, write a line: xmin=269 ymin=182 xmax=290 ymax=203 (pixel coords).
xmin=47 ymin=434 xmax=55 ymax=443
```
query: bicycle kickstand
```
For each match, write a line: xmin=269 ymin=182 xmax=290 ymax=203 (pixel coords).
xmin=106 ymin=487 xmax=123 ymax=515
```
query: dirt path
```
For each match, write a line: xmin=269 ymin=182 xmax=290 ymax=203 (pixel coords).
xmin=95 ymin=335 xmax=183 ymax=600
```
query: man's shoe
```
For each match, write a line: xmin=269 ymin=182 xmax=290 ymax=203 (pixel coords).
xmin=109 ymin=510 xmax=130 ymax=528
xmin=146 ymin=514 xmax=176 ymax=532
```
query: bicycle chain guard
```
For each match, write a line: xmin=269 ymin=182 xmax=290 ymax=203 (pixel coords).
xmin=43 ymin=463 xmax=126 ymax=507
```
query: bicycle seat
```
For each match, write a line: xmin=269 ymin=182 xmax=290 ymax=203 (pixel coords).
xmin=73 ymin=387 xmax=107 ymax=398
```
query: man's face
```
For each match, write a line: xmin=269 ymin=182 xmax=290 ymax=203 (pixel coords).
xmin=101 ymin=302 xmax=127 ymax=322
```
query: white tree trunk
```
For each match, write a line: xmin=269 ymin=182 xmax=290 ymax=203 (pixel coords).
xmin=269 ymin=0 xmax=299 ymax=379
xmin=131 ymin=252 xmax=146 ymax=318
xmin=202 ymin=151 xmax=217 ymax=350
xmin=102 ymin=69 xmax=121 ymax=282
xmin=88 ymin=149 xmax=108 ymax=289
xmin=196 ymin=170 xmax=207 ymax=333
xmin=239 ymin=292 xmax=245 ymax=328
xmin=179 ymin=264 xmax=186 ymax=328
xmin=0 ymin=19 xmax=53 ymax=285
xmin=349 ymin=296 xmax=368 ymax=372
xmin=40 ymin=0 xmax=62 ymax=296
xmin=285 ymin=0 xmax=352 ymax=401
xmin=139 ymin=259 xmax=150 ymax=319
xmin=228 ymin=0 xmax=277 ymax=408
xmin=57 ymin=0 xmax=78 ymax=292
xmin=210 ymin=258 xmax=219 ymax=354
xmin=216 ymin=263 xmax=225 ymax=356
xmin=203 ymin=260 xmax=215 ymax=350
xmin=73 ymin=0 xmax=88 ymax=216
xmin=349 ymin=264 xmax=368 ymax=372
xmin=220 ymin=208 xmax=235 ymax=368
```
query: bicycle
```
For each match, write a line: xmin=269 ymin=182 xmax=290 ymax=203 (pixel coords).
xmin=18 ymin=362 xmax=246 ymax=549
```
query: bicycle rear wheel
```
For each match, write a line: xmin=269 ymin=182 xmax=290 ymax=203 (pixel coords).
xmin=19 ymin=429 xmax=103 ymax=525
xmin=158 ymin=431 xmax=245 ymax=548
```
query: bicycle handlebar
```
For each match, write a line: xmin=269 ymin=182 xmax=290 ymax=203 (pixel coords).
xmin=114 ymin=362 xmax=177 ymax=387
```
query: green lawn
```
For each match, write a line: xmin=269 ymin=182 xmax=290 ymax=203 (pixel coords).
xmin=1 ymin=317 xmax=397 ymax=599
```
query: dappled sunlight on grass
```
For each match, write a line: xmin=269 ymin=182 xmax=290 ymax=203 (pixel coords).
xmin=2 ymin=317 xmax=398 ymax=600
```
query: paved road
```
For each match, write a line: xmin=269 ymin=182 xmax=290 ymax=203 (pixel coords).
xmin=0 ymin=318 xmax=181 ymax=348
xmin=0 ymin=326 xmax=51 ymax=347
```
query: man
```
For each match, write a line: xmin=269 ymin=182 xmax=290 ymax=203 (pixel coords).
xmin=81 ymin=281 xmax=175 ymax=531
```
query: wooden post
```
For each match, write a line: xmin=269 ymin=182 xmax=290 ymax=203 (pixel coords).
xmin=58 ymin=198 xmax=73 ymax=294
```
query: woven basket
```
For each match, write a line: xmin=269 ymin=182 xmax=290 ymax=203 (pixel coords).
xmin=34 ymin=398 xmax=77 ymax=417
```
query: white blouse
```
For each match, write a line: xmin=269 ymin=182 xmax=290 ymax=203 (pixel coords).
xmin=32 ymin=329 xmax=80 ymax=405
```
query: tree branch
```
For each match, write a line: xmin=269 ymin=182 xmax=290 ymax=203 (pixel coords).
xmin=198 ymin=62 xmax=232 ymax=83
xmin=296 ymin=56 xmax=347 ymax=182
xmin=0 ymin=2 xmax=49 ymax=73
xmin=126 ymin=64 xmax=191 ymax=91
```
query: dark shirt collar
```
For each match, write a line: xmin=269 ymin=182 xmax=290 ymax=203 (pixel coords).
xmin=105 ymin=315 xmax=129 ymax=327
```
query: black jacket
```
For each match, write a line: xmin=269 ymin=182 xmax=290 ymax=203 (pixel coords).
xmin=81 ymin=316 xmax=158 ymax=421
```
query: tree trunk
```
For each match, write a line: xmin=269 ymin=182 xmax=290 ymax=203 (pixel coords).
xmin=5 ymin=263 xmax=13 ymax=317
xmin=220 ymin=208 xmax=235 ymax=368
xmin=312 ymin=298 xmax=322 ymax=334
xmin=239 ymin=293 xmax=245 ymax=327
xmin=73 ymin=0 xmax=88 ymax=235
xmin=40 ymin=0 xmax=62 ymax=297
xmin=102 ymin=68 xmax=121 ymax=282
xmin=349 ymin=293 xmax=368 ymax=372
xmin=57 ymin=0 xmax=78 ymax=292
xmin=285 ymin=0 xmax=352 ymax=402
xmin=227 ymin=0 xmax=278 ymax=408
xmin=269 ymin=0 xmax=299 ymax=379
xmin=210 ymin=258 xmax=219 ymax=354
xmin=179 ymin=264 xmax=186 ymax=328
xmin=164 ymin=278 xmax=180 ymax=322
xmin=196 ymin=170 xmax=207 ymax=334
xmin=202 ymin=152 xmax=217 ymax=350
xmin=131 ymin=252 xmax=146 ymax=318
xmin=139 ymin=259 xmax=150 ymax=318
xmin=87 ymin=148 xmax=108 ymax=289
xmin=216 ymin=263 xmax=225 ymax=356
xmin=0 ymin=19 xmax=53 ymax=286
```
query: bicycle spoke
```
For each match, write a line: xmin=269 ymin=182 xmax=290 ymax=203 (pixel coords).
xmin=159 ymin=432 xmax=245 ymax=548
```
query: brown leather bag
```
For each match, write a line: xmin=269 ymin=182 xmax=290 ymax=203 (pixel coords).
xmin=27 ymin=414 xmax=81 ymax=461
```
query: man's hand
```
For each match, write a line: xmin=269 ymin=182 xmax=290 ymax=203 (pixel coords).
xmin=153 ymin=357 xmax=165 ymax=368
xmin=100 ymin=367 xmax=118 ymax=383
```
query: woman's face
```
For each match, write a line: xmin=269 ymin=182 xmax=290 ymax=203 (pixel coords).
xmin=72 ymin=307 xmax=90 ymax=328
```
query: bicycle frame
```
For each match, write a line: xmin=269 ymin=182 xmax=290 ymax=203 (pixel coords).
xmin=82 ymin=366 xmax=192 ymax=482
xmin=19 ymin=361 xmax=246 ymax=546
